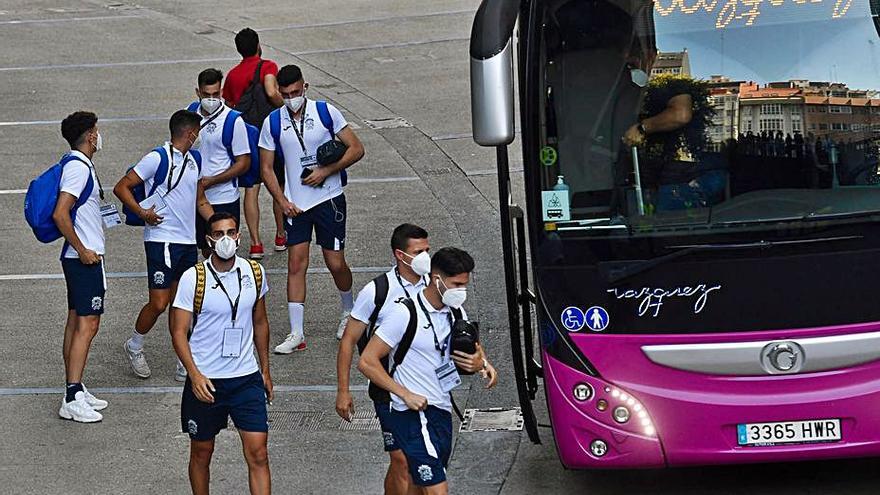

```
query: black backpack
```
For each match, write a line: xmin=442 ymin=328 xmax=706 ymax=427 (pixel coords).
xmin=234 ymin=61 xmax=275 ymax=127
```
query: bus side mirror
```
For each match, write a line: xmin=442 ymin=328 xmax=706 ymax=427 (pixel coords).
xmin=469 ymin=0 xmax=519 ymax=147
xmin=470 ymin=40 xmax=515 ymax=146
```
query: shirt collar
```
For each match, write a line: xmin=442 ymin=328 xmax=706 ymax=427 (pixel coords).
xmin=68 ymin=149 xmax=93 ymax=166
xmin=393 ymin=267 xmax=423 ymax=289
xmin=207 ymin=255 xmax=241 ymax=274
xmin=418 ymin=289 xmax=449 ymax=314
xmin=163 ymin=141 xmax=186 ymax=157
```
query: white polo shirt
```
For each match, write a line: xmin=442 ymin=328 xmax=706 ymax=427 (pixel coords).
xmin=350 ymin=267 xmax=427 ymax=331
xmin=375 ymin=290 xmax=467 ymax=413
xmin=133 ymin=143 xmax=202 ymax=244
xmin=172 ymin=256 xmax=269 ymax=379
xmin=193 ymin=105 xmax=250 ymax=205
xmin=258 ymin=100 xmax=348 ymax=212
xmin=59 ymin=151 xmax=104 ymax=259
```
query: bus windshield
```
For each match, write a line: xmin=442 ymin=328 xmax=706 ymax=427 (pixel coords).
xmin=539 ymin=0 xmax=880 ymax=234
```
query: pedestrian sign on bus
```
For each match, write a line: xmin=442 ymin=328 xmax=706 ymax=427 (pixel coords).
xmin=561 ymin=306 xmax=585 ymax=332
xmin=586 ymin=306 xmax=610 ymax=332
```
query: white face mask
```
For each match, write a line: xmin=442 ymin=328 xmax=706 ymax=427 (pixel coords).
xmin=284 ymin=95 xmax=306 ymax=113
xmin=401 ymin=251 xmax=431 ymax=277
xmin=200 ymin=97 xmax=223 ymax=115
xmin=210 ymin=235 xmax=239 ymax=260
xmin=94 ymin=132 xmax=103 ymax=152
xmin=437 ymin=277 xmax=467 ymax=309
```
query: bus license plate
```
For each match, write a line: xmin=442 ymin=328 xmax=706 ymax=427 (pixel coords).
xmin=737 ymin=419 xmax=841 ymax=446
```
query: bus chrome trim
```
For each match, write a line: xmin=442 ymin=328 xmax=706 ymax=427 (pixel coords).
xmin=641 ymin=331 xmax=880 ymax=375
xmin=470 ymin=39 xmax=515 ymax=146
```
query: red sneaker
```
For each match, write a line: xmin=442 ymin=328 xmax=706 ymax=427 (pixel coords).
xmin=249 ymin=244 xmax=265 ymax=260
xmin=274 ymin=234 xmax=288 ymax=252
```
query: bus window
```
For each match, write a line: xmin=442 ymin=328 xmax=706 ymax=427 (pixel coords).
xmin=539 ymin=0 xmax=880 ymax=232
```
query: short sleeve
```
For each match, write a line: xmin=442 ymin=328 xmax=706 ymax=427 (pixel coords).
xmin=258 ymin=116 xmax=275 ymax=151
xmin=132 ymin=150 xmax=161 ymax=182
xmin=172 ymin=267 xmax=197 ymax=312
xmin=327 ymin=103 xmax=348 ymax=135
xmin=374 ymin=302 xmax=410 ymax=349
xmin=59 ymin=162 xmax=91 ymax=199
xmin=262 ymin=59 xmax=279 ymax=77
xmin=350 ymin=281 xmax=377 ymax=324
xmin=231 ymin=115 xmax=250 ymax=157
xmin=258 ymin=263 xmax=269 ymax=299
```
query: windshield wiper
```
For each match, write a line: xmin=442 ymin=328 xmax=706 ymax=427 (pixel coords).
xmin=604 ymin=235 xmax=862 ymax=285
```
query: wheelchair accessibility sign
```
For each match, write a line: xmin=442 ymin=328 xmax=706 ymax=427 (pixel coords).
xmin=560 ymin=307 xmax=585 ymax=332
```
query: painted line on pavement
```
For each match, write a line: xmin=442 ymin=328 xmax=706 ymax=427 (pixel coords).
xmin=293 ymin=37 xmax=469 ymax=56
xmin=0 ymin=115 xmax=166 ymax=127
xmin=0 ymin=57 xmax=238 ymax=73
xmin=0 ymin=14 xmax=142 ymax=25
xmin=0 ymin=384 xmax=367 ymax=396
xmin=258 ymin=9 xmax=473 ymax=32
xmin=0 ymin=266 xmax=391 ymax=281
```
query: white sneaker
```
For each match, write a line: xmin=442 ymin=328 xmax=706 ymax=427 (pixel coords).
xmin=274 ymin=333 xmax=306 ymax=354
xmin=124 ymin=340 xmax=151 ymax=378
xmin=175 ymin=361 xmax=188 ymax=382
xmin=336 ymin=311 xmax=351 ymax=340
xmin=81 ymin=385 xmax=108 ymax=411
xmin=59 ymin=392 xmax=103 ymax=423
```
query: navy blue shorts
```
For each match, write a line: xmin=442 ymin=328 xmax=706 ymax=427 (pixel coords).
xmin=144 ymin=241 xmax=198 ymax=290
xmin=385 ymin=406 xmax=452 ymax=486
xmin=285 ymin=194 xmax=346 ymax=250
xmin=181 ymin=371 xmax=268 ymax=441
xmin=61 ymin=258 xmax=106 ymax=316
xmin=374 ymin=401 xmax=400 ymax=452
xmin=196 ymin=200 xmax=241 ymax=249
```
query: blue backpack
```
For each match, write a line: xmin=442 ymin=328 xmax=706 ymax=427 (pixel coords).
xmin=186 ymin=103 xmax=261 ymax=187
xmin=24 ymin=154 xmax=94 ymax=243
xmin=122 ymin=147 xmax=202 ymax=226
xmin=268 ymin=101 xmax=348 ymax=186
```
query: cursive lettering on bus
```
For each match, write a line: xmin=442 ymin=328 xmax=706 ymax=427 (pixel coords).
xmin=607 ymin=284 xmax=722 ymax=318
xmin=652 ymin=0 xmax=851 ymax=30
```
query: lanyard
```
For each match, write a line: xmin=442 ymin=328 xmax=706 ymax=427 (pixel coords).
xmin=394 ymin=268 xmax=423 ymax=299
xmin=85 ymin=158 xmax=105 ymax=201
xmin=164 ymin=144 xmax=190 ymax=195
xmin=205 ymin=262 xmax=242 ymax=323
xmin=288 ymin=102 xmax=308 ymax=153
xmin=416 ymin=295 xmax=451 ymax=357
xmin=200 ymin=107 xmax=224 ymax=129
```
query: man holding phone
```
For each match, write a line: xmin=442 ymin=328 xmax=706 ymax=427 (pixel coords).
xmin=258 ymin=64 xmax=365 ymax=353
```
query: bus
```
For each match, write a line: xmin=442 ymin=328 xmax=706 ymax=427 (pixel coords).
xmin=469 ymin=0 xmax=880 ymax=468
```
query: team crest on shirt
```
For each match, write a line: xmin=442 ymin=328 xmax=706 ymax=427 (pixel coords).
xmin=242 ymin=274 xmax=254 ymax=289
xmin=153 ymin=271 xmax=165 ymax=286
xmin=417 ymin=465 xmax=433 ymax=482
xmin=204 ymin=121 xmax=218 ymax=134
xmin=90 ymin=296 xmax=103 ymax=311
xmin=304 ymin=118 xmax=315 ymax=131
xmin=188 ymin=419 xmax=198 ymax=436
xmin=187 ymin=161 xmax=197 ymax=171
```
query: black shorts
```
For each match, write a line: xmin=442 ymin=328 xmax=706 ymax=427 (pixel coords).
xmin=284 ymin=194 xmax=347 ymax=250
xmin=61 ymin=258 xmax=106 ymax=316
xmin=385 ymin=406 xmax=453 ymax=486
xmin=181 ymin=371 xmax=268 ymax=441
xmin=374 ymin=401 xmax=400 ymax=452
xmin=144 ymin=242 xmax=198 ymax=290
xmin=196 ymin=200 xmax=241 ymax=249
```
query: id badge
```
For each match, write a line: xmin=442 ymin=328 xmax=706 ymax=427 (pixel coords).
xmin=139 ymin=193 xmax=168 ymax=214
xmin=221 ymin=327 xmax=243 ymax=358
xmin=300 ymin=155 xmax=317 ymax=166
xmin=100 ymin=203 xmax=123 ymax=228
xmin=435 ymin=360 xmax=462 ymax=393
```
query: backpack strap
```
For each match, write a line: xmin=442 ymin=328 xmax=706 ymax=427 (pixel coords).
xmin=368 ymin=274 xmax=390 ymax=333
xmin=147 ymin=147 xmax=169 ymax=197
xmin=60 ymin=156 xmax=95 ymax=209
xmin=269 ymin=108 xmax=285 ymax=164
xmin=221 ymin=111 xmax=243 ymax=188
xmin=247 ymin=259 xmax=264 ymax=300
xmin=249 ymin=60 xmax=264 ymax=91
xmin=186 ymin=101 xmax=200 ymax=113
xmin=450 ymin=307 xmax=463 ymax=321
xmin=316 ymin=100 xmax=335 ymax=138
xmin=388 ymin=298 xmax=419 ymax=377
xmin=190 ymin=149 xmax=202 ymax=173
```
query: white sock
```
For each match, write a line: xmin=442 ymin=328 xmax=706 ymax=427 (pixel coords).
xmin=288 ymin=302 xmax=304 ymax=339
xmin=340 ymin=290 xmax=353 ymax=313
xmin=129 ymin=330 xmax=145 ymax=350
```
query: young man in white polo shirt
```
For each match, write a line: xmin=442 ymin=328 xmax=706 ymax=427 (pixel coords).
xmin=53 ymin=111 xmax=112 ymax=423
xmin=170 ymin=212 xmax=273 ymax=495
xmin=258 ymin=64 xmax=365 ymax=353
xmin=335 ymin=223 xmax=431 ymax=495
xmin=358 ymin=248 xmax=498 ymax=495
xmin=114 ymin=110 xmax=215 ymax=380
xmin=190 ymin=68 xmax=251 ymax=259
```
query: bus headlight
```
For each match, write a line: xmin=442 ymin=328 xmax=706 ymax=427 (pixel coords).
xmin=613 ymin=406 xmax=630 ymax=424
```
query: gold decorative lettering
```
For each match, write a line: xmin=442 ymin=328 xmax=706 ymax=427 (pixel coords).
xmin=716 ymin=0 xmax=739 ymax=28
xmin=832 ymin=0 xmax=852 ymax=17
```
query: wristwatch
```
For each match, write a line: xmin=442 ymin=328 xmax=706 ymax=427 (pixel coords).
xmin=481 ymin=358 xmax=489 ymax=371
